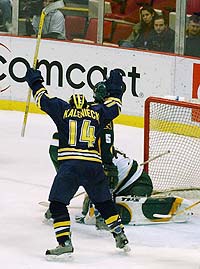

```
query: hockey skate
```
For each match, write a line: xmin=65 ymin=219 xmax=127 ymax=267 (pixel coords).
xmin=113 ymin=227 xmax=131 ymax=252
xmin=45 ymin=239 xmax=74 ymax=260
xmin=96 ymin=215 xmax=109 ymax=231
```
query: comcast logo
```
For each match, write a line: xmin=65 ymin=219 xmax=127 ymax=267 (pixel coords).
xmin=0 ymin=42 xmax=11 ymax=93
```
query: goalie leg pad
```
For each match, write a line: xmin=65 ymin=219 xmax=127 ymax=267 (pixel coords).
xmin=115 ymin=203 xmax=132 ymax=225
xmin=142 ymin=196 xmax=191 ymax=222
xmin=115 ymin=196 xmax=191 ymax=225
xmin=142 ymin=197 xmax=178 ymax=220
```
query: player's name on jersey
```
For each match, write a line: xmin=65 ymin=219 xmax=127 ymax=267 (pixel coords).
xmin=63 ymin=108 xmax=100 ymax=120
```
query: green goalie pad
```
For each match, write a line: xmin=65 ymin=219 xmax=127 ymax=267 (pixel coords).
xmin=115 ymin=203 xmax=132 ymax=225
xmin=115 ymin=196 xmax=193 ymax=225
xmin=142 ymin=196 xmax=179 ymax=219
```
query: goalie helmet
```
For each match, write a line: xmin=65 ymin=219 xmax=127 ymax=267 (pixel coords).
xmin=93 ymin=81 xmax=108 ymax=103
xmin=69 ymin=94 xmax=87 ymax=109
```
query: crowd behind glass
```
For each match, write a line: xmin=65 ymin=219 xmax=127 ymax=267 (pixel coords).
xmin=0 ymin=0 xmax=200 ymax=58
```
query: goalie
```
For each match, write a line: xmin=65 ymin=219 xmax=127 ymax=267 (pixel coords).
xmin=76 ymin=147 xmax=193 ymax=226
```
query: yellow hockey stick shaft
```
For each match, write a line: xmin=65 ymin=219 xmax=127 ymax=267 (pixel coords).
xmin=21 ymin=1 xmax=64 ymax=137
xmin=21 ymin=11 xmax=46 ymax=137
xmin=175 ymin=200 xmax=200 ymax=216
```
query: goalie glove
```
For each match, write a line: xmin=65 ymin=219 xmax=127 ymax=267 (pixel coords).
xmin=103 ymin=163 xmax=119 ymax=190
xmin=105 ymin=69 xmax=124 ymax=99
xmin=25 ymin=67 xmax=44 ymax=90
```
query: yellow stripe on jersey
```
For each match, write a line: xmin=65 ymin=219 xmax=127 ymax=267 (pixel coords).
xmin=33 ymin=88 xmax=47 ymax=109
xmin=33 ymin=87 xmax=46 ymax=99
xmin=36 ymin=94 xmax=43 ymax=109
xmin=104 ymin=97 xmax=122 ymax=106
xmin=105 ymin=97 xmax=122 ymax=103
xmin=58 ymin=155 xmax=102 ymax=163
xmin=58 ymin=147 xmax=101 ymax=155
xmin=106 ymin=101 xmax=117 ymax=108
xmin=58 ymin=147 xmax=102 ymax=162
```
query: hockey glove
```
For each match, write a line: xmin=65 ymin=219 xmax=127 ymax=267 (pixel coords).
xmin=25 ymin=67 xmax=44 ymax=89
xmin=104 ymin=163 xmax=119 ymax=190
xmin=105 ymin=69 xmax=124 ymax=99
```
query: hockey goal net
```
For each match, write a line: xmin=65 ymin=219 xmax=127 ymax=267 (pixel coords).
xmin=144 ymin=97 xmax=200 ymax=198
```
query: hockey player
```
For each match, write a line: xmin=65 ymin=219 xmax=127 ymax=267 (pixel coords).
xmin=25 ymin=67 xmax=130 ymax=258
xmin=47 ymin=81 xmax=119 ymax=229
xmin=76 ymin=148 xmax=193 ymax=226
xmin=112 ymin=148 xmax=153 ymax=197
xmin=49 ymin=81 xmax=118 ymax=191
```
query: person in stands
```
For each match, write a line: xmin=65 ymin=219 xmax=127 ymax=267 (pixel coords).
xmin=120 ymin=5 xmax=157 ymax=49
xmin=185 ymin=14 xmax=200 ymax=57
xmin=0 ymin=0 xmax=12 ymax=32
xmin=147 ymin=15 xmax=175 ymax=53
xmin=32 ymin=0 xmax=66 ymax=39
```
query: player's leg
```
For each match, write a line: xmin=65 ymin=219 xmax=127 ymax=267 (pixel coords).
xmin=45 ymin=162 xmax=79 ymax=257
xmin=84 ymin=163 xmax=130 ymax=251
xmin=94 ymin=199 xmax=130 ymax=250
xmin=46 ymin=201 xmax=74 ymax=256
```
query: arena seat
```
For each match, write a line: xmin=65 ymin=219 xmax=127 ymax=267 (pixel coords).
xmin=187 ymin=0 xmax=200 ymax=15
xmin=85 ymin=18 xmax=113 ymax=43
xmin=104 ymin=0 xmax=141 ymax=23
xmin=152 ymin=0 xmax=176 ymax=25
xmin=65 ymin=16 xmax=87 ymax=40
xmin=111 ymin=22 xmax=133 ymax=44
xmin=152 ymin=0 xmax=176 ymax=11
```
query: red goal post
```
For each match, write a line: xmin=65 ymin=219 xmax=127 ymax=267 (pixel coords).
xmin=144 ymin=96 xmax=200 ymax=196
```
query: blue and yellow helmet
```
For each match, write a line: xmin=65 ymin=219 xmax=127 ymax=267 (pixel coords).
xmin=69 ymin=94 xmax=87 ymax=109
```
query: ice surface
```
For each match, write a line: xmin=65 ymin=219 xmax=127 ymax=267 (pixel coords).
xmin=0 ymin=110 xmax=200 ymax=269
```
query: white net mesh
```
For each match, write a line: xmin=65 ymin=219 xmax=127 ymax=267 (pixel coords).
xmin=144 ymin=97 xmax=200 ymax=199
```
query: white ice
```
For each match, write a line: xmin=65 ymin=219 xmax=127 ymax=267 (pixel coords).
xmin=0 ymin=110 xmax=200 ymax=269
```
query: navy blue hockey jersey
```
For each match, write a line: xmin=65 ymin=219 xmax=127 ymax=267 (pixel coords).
xmin=32 ymin=87 xmax=122 ymax=163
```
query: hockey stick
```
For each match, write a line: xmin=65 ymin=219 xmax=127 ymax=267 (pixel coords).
xmin=21 ymin=0 xmax=64 ymax=137
xmin=114 ymin=150 xmax=170 ymax=195
xmin=153 ymin=200 xmax=200 ymax=218
xmin=141 ymin=150 xmax=170 ymax=166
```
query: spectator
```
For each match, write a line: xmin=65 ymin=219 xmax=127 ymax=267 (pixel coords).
xmin=147 ymin=15 xmax=175 ymax=53
xmin=32 ymin=0 xmax=66 ymax=40
xmin=185 ymin=14 xmax=200 ymax=57
xmin=120 ymin=5 xmax=157 ymax=49
xmin=0 ymin=0 xmax=12 ymax=32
